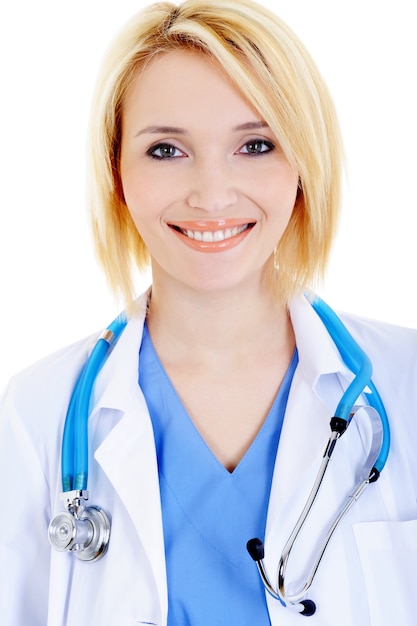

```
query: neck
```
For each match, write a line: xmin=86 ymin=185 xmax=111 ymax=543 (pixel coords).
xmin=145 ymin=270 xmax=295 ymax=368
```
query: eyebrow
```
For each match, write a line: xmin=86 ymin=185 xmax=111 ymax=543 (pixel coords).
xmin=135 ymin=125 xmax=188 ymax=137
xmin=233 ymin=121 xmax=269 ymax=131
xmin=134 ymin=120 xmax=269 ymax=137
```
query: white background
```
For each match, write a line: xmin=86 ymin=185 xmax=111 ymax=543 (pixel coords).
xmin=0 ymin=0 xmax=416 ymax=390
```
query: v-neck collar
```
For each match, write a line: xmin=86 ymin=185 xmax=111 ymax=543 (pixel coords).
xmin=140 ymin=321 xmax=298 ymax=475
xmin=139 ymin=323 xmax=297 ymax=565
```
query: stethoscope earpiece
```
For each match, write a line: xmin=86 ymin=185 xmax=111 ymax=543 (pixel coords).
xmin=246 ymin=537 xmax=265 ymax=561
xmin=299 ymin=600 xmax=316 ymax=616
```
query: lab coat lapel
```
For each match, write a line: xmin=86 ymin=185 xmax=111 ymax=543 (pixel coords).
xmin=265 ymin=295 xmax=352 ymax=546
xmin=266 ymin=371 xmax=331 ymax=525
xmin=94 ymin=397 xmax=167 ymax=604
xmin=87 ymin=295 xmax=168 ymax=614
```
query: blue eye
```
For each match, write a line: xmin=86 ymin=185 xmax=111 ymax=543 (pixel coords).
xmin=146 ymin=143 xmax=184 ymax=159
xmin=239 ymin=139 xmax=275 ymax=155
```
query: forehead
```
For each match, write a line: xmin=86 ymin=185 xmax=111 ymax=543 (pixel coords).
xmin=122 ymin=50 xmax=260 ymax=129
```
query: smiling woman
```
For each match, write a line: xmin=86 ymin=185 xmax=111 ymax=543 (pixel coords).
xmin=89 ymin=2 xmax=342 ymax=307
xmin=1 ymin=2 xmax=417 ymax=625
xmin=119 ymin=50 xmax=298 ymax=293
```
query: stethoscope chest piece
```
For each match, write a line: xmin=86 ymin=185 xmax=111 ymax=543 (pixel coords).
xmin=48 ymin=491 xmax=110 ymax=562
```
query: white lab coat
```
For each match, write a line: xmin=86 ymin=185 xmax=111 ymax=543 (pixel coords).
xmin=1 ymin=292 xmax=417 ymax=626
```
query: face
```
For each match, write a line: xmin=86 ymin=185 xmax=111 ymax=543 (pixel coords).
xmin=120 ymin=50 xmax=298 ymax=296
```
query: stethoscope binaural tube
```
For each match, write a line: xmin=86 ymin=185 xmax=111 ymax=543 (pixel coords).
xmin=248 ymin=404 xmax=384 ymax=615
xmin=247 ymin=295 xmax=390 ymax=615
xmin=246 ymin=538 xmax=316 ymax=616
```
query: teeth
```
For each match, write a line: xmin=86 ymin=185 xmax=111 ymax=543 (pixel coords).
xmin=182 ymin=224 xmax=249 ymax=241
xmin=202 ymin=231 xmax=213 ymax=242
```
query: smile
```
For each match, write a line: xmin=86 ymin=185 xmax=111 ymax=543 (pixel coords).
xmin=179 ymin=224 xmax=250 ymax=242
xmin=167 ymin=220 xmax=255 ymax=252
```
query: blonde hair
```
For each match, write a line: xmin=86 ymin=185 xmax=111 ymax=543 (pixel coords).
xmin=88 ymin=0 xmax=344 ymax=306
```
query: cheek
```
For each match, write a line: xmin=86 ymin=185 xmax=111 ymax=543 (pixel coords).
xmin=260 ymin=159 xmax=298 ymax=200
xmin=121 ymin=167 xmax=165 ymax=220
xmin=268 ymin=174 xmax=299 ymax=218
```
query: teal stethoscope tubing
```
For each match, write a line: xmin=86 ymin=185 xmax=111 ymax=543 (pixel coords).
xmin=308 ymin=295 xmax=390 ymax=473
xmin=61 ymin=314 xmax=128 ymax=491
xmin=60 ymin=295 xmax=390 ymax=493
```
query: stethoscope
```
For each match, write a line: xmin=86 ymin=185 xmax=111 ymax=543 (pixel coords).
xmin=48 ymin=294 xmax=390 ymax=617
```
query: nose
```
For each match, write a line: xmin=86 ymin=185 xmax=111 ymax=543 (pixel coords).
xmin=186 ymin=157 xmax=238 ymax=213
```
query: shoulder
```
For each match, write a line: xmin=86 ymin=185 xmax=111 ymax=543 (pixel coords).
xmin=338 ymin=312 xmax=417 ymax=434
xmin=0 ymin=333 xmax=101 ymax=447
xmin=4 ymin=332 xmax=99 ymax=409
xmin=290 ymin=295 xmax=417 ymax=390
xmin=340 ymin=311 xmax=417 ymax=373
xmin=0 ymin=293 xmax=148 ymax=431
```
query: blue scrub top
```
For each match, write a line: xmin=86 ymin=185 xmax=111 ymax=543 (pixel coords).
xmin=139 ymin=324 xmax=298 ymax=625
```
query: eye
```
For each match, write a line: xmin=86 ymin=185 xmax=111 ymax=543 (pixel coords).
xmin=146 ymin=142 xmax=186 ymax=160
xmin=238 ymin=139 xmax=275 ymax=155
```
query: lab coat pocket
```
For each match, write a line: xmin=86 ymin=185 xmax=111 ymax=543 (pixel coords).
xmin=353 ymin=519 xmax=417 ymax=626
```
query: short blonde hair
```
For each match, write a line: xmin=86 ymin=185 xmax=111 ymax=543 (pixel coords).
xmin=88 ymin=0 xmax=343 ymax=306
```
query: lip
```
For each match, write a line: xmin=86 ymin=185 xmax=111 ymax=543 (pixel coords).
xmin=168 ymin=219 xmax=254 ymax=230
xmin=167 ymin=218 xmax=256 ymax=253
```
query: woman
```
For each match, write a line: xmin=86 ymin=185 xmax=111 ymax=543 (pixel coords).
xmin=1 ymin=1 xmax=416 ymax=624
